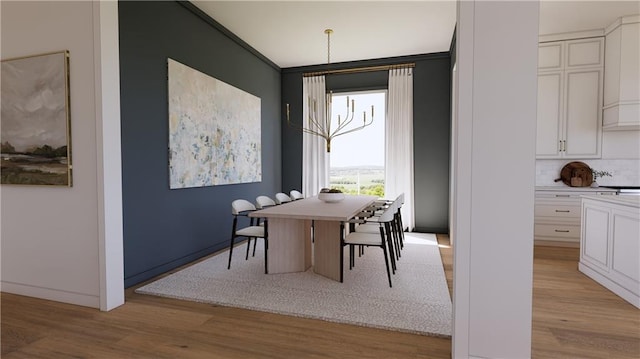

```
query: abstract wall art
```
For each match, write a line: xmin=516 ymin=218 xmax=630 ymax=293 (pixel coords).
xmin=1 ymin=51 xmax=72 ymax=186
xmin=167 ymin=58 xmax=261 ymax=189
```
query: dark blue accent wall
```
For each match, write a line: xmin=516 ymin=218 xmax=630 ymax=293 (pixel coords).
xmin=413 ymin=55 xmax=452 ymax=233
xmin=119 ymin=1 xmax=281 ymax=287
xmin=282 ymin=54 xmax=451 ymax=233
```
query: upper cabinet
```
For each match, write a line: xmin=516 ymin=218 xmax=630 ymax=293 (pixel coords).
xmin=538 ymin=42 xmax=563 ymax=70
xmin=537 ymin=38 xmax=603 ymax=159
xmin=603 ymin=15 xmax=640 ymax=131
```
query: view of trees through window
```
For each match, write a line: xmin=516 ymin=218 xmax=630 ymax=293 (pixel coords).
xmin=328 ymin=90 xmax=386 ymax=197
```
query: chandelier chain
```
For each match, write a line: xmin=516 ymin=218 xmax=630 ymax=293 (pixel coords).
xmin=325 ymin=29 xmax=332 ymax=64
xmin=327 ymin=32 xmax=330 ymax=64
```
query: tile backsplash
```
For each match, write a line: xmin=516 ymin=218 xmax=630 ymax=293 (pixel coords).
xmin=536 ymin=159 xmax=640 ymax=187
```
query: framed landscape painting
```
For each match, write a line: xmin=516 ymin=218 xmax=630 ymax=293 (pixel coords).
xmin=168 ymin=58 xmax=261 ymax=189
xmin=1 ymin=51 xmax=72 ymax=186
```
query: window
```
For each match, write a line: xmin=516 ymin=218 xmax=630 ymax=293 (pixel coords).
xmin=329 ymin=90 xmax=386 ymax=197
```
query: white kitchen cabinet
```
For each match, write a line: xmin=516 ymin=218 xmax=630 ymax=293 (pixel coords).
xmin=538 ymin=42 xmax=563 ymax=70
xmin=580 ymin=195 xmax=640 ymax=308
xmin=564 ymin=68 xmax=603 ymax=157
xmin=534 ymin=187 xmax=617 ymax=246
xmin=537 ymin=38 xmax=603 ymax=159
xmin=536 ymin=72 xmax=563 ymax=157
xmin=603 ymin=15 xmax=640 ymax=130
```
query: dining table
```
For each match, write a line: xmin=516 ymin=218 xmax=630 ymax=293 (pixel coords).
xmin=249 ymin=194 xmax=377 ymax=281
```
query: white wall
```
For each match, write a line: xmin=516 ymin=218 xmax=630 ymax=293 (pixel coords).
xmin=454 ymin=1 xmax=537 ymax=358
xmin=1 ymin=1 xmax=124 ymax=310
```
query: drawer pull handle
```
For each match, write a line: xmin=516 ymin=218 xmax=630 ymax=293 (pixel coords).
xmin=555 ymin=195 xmax=571 ymax=197
xmin=555 ymin=210 xmax=570 ymax=213
xmin=555 ymin=229 xmax=570 ymax=233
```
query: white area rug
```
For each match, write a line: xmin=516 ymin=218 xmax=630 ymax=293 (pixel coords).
xmin=136 ymin=232 xmax=452 ymax=337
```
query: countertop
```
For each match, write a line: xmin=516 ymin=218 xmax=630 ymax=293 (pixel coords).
xmin=536 ymin=186 xmax=618 ymax=192
xmin=582 ymin=194 xmax=640 ymax=208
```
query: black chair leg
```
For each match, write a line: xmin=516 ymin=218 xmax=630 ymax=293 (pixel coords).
xmin=349 ymin=244 xmax=354 ymax=270
xmin=384 ymin=224 xmax=396 ymax=273
xmin=264 ymin=222 xmax=269 ymax=274
xmin=264 ymin=240 xmax=268 ymax=274
xmin=392 ymin=220 xmax=401 ymax=259
xmin=381 ymin=243 xmax=393 ymax=288
xmin=390 ymin=221 xmax=398 ymax=260
xmin=227 ymin=236 xmax=235 ymax=270
xmin=245 ymin=237 xmax=252 ymax=260
xmin=252 ymin=237 xmax=258 ymax=257
xmin=397 ymin=212 xmax=405 ymax=249
xmin=387 ymin=235 xmax=396 ymax=274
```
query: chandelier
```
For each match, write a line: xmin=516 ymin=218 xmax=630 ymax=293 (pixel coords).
xmin=286 ymin=29 xmax=374 ymax=153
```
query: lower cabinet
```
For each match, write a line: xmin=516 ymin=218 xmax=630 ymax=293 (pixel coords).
xmin=579 ymin=196 xmax=640 ymax=308
xmin=534 ymin=188 xmax=617 ymax=246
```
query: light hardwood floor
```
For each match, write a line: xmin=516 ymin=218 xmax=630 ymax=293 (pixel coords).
xmin=2 ymin=235 xmax=638 ymax=358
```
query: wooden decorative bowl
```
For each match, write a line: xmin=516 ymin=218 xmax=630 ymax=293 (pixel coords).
xmin=554 ymin=161 xmax=593 ymax=187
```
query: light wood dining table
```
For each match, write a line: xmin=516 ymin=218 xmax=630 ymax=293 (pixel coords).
xmin=249 ymin=194 xmax=377 ymax=281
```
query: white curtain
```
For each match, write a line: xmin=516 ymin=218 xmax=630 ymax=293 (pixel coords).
xmin=302 ymin=76 xmax=329 ymax=197
xmin=386 ymin=68 xmax=415 ymax=231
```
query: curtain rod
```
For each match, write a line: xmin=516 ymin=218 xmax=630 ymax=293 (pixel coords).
xmin=303 ymin=63 xmax=415 ymax=77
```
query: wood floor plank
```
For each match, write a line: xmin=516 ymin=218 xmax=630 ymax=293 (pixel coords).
xmin=532 ymin=245 xmax=640 ymax=359
xmin=2 ymin=237 xmax=638 ymax=358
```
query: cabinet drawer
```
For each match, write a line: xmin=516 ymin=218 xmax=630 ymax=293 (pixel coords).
xmin=535 ymin=204 xmax=581 ymax=219
xmin=535 ymin=192 xmax=583 ymax=200
xmin=535 ymin=191 xmax=617 ymax=200
xmin=535 ymin=223 xmax=580 ymax=240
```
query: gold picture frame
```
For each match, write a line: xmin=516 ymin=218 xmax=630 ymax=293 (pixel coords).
xmin=1 ymin=50 xmax=72 ymax=186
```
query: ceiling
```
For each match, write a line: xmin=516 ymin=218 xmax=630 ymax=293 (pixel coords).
xmin=192 ymin=1 xmax=640 ymax=69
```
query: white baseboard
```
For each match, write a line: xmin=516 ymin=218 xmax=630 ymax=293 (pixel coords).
xmin=1 ymin=281 xmax=100 ymax=308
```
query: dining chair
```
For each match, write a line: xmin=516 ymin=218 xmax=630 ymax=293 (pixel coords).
xmin=342 ymin=202 xmax=396 ymax=287
xmin=251 ymin=195 xmax=277 ymax=255
xmin=256 ymin=195 xmax=277 ymax=210
xmin=289 ymin=189 xmax=304 ymax=201
xmin=356 ymin=193 xmax=405 ymax=257
xmin=227 ymin=199 xmax=268 ymax=274
xmin=275 ymin=192 xmax=292 ymax=204
xmin=352 ymin=199 xmax=399 ymax=270
xmin=393 ymin=193 xmax=406 ymax=250
xmin=372 ymin=193 xmax=404 ymax=253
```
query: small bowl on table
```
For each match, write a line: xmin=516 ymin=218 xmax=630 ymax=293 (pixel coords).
xmin=318 ymin=191 xmax=345 ymax=203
